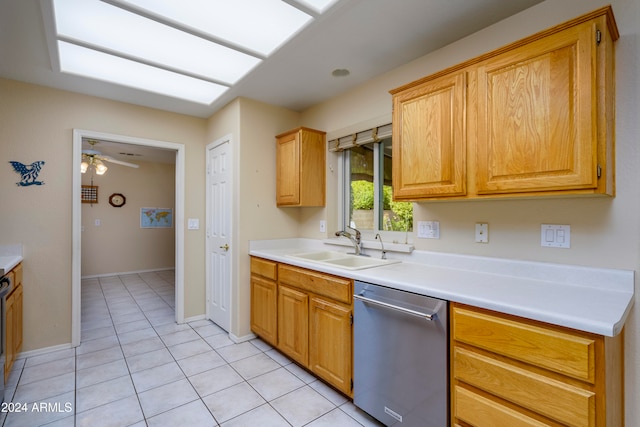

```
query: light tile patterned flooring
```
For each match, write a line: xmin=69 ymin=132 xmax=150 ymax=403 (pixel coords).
xmin=1 ymin=271 xmax=382 ymax=427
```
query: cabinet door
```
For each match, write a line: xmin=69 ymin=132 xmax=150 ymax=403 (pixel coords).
xmin=278 ymin=285 xmax=309 ymax=365
xmin=13 ymin=284 xmax=23 ymax=356
xmin=250 ymin=275 xmax=278 ymax=346
xmin=476 ymin=20 xmax=597 ymax=194
xmin=276 ymin=131 xmax=300 ymax=206
xmin=309 ymin=296 xmax=352 ymax=396
xmin=4 ymin=282 xmax=15 ymax=382
xmin=392 ymin=71 xmax=467 ymax=199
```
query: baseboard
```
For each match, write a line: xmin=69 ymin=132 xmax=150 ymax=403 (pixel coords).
xmin=81 ymin=267 xmax=175 ymax=279
xmin=17 ymin=343 xmax=75 ymax=360
xmin=183 ymin=314 xmax=206 ymax=323
xmin=229 ymin=332 xmax=257 ymax=344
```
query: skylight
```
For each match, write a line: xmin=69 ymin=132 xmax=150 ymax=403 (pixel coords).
xmin=58 ymin=41 xmax=228 ymax=104
xmin=108 ymin=0 xmax=313 ymax=56
xmin=50 ymin=0 xmax=338 ymax=105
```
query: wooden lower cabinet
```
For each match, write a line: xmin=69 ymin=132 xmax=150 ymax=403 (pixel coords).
xmin=249 ymin=257 xmax=353 ymax=397
xmin=5 ymin=262 xmax=23 ymax=381
xmin=450 ymin=303 xmax=623 ymax=427
xmin=309 ymin=296 xmax=352 ymax=395
xmin=250 ymin=258 xmax=278 ymax=346
xmin=277 ymin=284 xmax=309 ymax=366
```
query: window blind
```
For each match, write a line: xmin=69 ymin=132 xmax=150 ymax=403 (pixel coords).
xmin=328 ymin=123 xmax=392 ymax=152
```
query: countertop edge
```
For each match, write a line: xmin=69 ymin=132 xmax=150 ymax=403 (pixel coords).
xmin=249 ymin=244 xmax=634 ymax=337
xmin=0 ymin=255 xmax=23 ymax=277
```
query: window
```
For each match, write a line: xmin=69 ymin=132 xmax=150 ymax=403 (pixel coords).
xmin=341 ymin=134 xmax=413 ymax=238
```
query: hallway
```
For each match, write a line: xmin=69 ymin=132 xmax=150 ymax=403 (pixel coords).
xmin=2 ymin=271 xmax=380 ymax=426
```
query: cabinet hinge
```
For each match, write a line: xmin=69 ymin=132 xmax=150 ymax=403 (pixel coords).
xmin=597 ymin=164 xmax=602 ymax=178
xmin=350 ymin=313 xmax=353 ymax=326
xmin=351 ymin=379 xmax=354 ymax=391
xmin=596 ymin=29 xmax=602 ymax=46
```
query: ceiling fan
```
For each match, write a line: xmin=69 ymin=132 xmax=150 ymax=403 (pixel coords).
xmin=81 ymin=140 xmax=139 ymax=175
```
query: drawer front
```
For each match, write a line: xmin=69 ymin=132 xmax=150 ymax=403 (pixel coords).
xmin=454 ymin=385 xmax=553 ymax=427
xmin=250 ymin=257 xmax=277 ymax=281
xmin=279 ymin=264 xmax=352 ymax=304
xmin=454 ymin=347 xmax=595 ymax=427
xmin=452 ymin=305 xmax=596 ymax=383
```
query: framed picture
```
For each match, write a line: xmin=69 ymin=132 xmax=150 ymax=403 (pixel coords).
xmin=140 ymin=208 xmax=173 ymax=228
xmin=81 ymin=185 xmax=98 ymax=204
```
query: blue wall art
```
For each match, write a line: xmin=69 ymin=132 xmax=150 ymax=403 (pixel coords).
xmin=9 ymin=160 xmax=46 ymax=186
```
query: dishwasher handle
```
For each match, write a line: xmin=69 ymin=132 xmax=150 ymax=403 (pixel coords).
xmin=354 ymin=293 xmax=437 ymax=321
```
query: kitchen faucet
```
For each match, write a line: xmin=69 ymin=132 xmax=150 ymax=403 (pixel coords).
xmin=335 ymin=228 xmax=367 ymax=256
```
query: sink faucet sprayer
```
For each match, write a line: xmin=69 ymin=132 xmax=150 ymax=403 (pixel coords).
xmin=375 ymin=233 xmax=386 ymax=259
xmin=335 ymin=228 xmax=368 ymax=256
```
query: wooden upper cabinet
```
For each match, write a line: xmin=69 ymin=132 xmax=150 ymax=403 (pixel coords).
xmin=390 ymin=7 xmax=617 ymax=201
xmin=476 ymin=19 xmax=601 ymax=195
xmin=276 ymin=127 xmax=326 ymax=207
xmin=392 ymin=71 xmax=467 ymax=199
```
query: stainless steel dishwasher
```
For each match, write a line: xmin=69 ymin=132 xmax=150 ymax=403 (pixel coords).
xmin=353 ymin=281 xmax=448 ymax=426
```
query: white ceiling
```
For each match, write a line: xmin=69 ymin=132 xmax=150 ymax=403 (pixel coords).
xmin=1 ymin=0 xmax=544 ymax=119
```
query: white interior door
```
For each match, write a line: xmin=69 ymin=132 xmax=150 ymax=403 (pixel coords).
xmin=206 ymin=138 xmax=232 ymax=331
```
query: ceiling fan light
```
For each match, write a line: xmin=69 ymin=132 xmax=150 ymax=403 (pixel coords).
xmin=96 ymin=162 xmax=108 ymax=175
xmin=80 ymin=161 xmax=89 ymax=173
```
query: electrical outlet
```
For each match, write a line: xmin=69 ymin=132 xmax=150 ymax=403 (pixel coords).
xmin=475 ymin=223 xmax=489 ymax=243
xmin=319 ymin=220 xmax=326 ymax=233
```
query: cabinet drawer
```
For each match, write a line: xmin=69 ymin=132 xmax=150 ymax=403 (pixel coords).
xmin=454 ymin=385 xmax=553 ymax=427
xmin=452 ymin=306 xmax=596 ymax=382
xmin=454 ymin=347 xmax=594 ymax=427
xmin=279 ymin=264 xmax=352 ymax=304
xmin=250 ymin=257 xmax=277 ymax=281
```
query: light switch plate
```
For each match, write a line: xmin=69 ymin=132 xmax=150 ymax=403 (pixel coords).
xmin=541 ymin=224 xmax=570 ymax=248
xmin=187 ymin=218 xmax=200 ymax=230
xmin=319 ymin=220 xmax=326 ymax=233
xmin=417 ymin=221 xmax=440 ymax=239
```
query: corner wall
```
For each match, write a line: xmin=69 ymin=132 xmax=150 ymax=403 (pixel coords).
xmin=206 ymin=97 xmax=300 ymax=338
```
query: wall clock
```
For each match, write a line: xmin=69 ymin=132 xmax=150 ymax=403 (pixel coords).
xmin=108 ymin=193 xmax=126 ymax=207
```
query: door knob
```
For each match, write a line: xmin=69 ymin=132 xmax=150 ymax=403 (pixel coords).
xmin=219 ymin=243 xmax=229 ymax=251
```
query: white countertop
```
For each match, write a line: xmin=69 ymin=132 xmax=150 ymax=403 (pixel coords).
xmin=0 ymin=244 xmax=23 ymax=276
xmin=250 ymin=238 xmax=635 ymax=337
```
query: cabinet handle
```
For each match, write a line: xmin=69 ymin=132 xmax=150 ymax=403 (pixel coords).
xmin=354 ymin=294 xmax=437 ymax=321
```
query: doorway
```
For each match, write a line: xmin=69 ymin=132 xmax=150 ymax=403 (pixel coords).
xmin=71 ymin=129 xmax=186 ymax=347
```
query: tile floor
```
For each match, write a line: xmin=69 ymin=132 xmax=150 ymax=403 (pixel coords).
xmin=1 ymin=271 xmax=383 ymax=427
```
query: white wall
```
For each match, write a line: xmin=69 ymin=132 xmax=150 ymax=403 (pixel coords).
xmin=0 ymin=78 xmax=207 ymax=349
xmin=81 ymin=160 xmax=175 ymax=277
xmin=300 ymin=0 xmax=640 ymax=424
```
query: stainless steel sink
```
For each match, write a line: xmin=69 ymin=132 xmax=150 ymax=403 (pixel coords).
xmin=286 ymin=250 xmax=401 ymax=270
